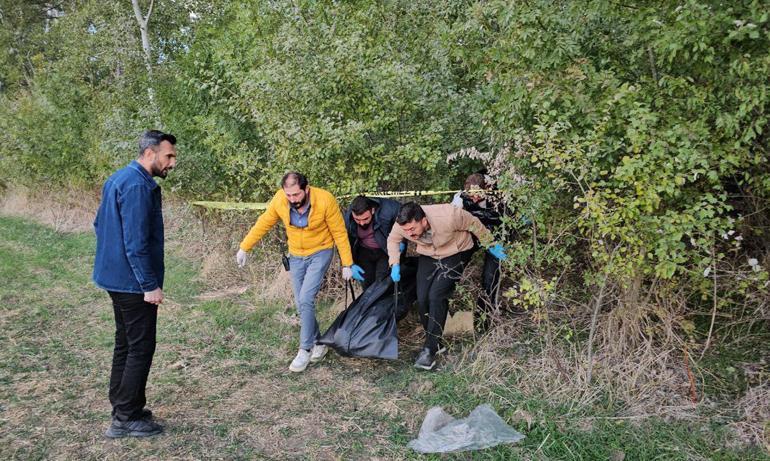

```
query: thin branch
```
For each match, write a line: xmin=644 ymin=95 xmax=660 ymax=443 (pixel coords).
xmin=586 ymin=243 xmax=620 ymax=384
xmin=684 ymin=346 xmax=699 ymax=403
xmin=700 ymin=242 xmax=718 ymax=359
xmin=609 ymin=1 xmax=641 ymax=10
xmin=586 ymin=267 xmax=609 ymax=384
xmin=131 ymin=0 xmax=145 ymax=27
xmin=147 ymin=0 xmax=155 ymax=24
xmin=521 ymin=0 xmax=549 ymax=34
xmin=647 ymin=46 xmax=659 ymax=84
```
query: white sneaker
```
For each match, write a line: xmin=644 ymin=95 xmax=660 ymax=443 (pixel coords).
xmin=289 ymin=349 xmax=311 ymax=372
xmin=310 ymin=344 xmax=328 ymax=363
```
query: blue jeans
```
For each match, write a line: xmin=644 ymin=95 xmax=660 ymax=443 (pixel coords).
xmin=289 ymin=249 xmax=333 ymax=350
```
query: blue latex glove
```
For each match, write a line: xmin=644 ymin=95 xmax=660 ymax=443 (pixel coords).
xmin=351 ymin=264 xmax=365 ymax=282
xmin=390 ymin=264 xmax=401 ymax=282
xmin=488 ymin=244 xmax=507 ymax=261
xmin=399 ymin=241 xmax=406 ymax=253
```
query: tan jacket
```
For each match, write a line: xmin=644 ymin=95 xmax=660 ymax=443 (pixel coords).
xmin=386 ymin=204 xmax=492 ymax=265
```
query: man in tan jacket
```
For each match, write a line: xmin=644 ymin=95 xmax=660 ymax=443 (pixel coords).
xmin=386 ymin=202 xmax=507 ymax=370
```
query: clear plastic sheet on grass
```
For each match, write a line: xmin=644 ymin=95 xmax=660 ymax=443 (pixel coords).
xmin=408 ymin=404 xmax=525 ymax=453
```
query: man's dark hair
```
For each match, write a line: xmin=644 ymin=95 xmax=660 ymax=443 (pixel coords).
xmin=464 ymin=173 xmax=487 ymax=190
xmin=351 ymin=196 xmax=377 ymax=215
xmin=396 ymin=202 xmax=425 ymax=225
xmin=281 ymin=172 xmax=308 ymax=189
xmin=138 ymin=130 xmax=176 ymax=157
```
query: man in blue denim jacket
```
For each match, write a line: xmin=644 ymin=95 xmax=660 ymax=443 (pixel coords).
xmin=93 ymin=130 xmax=177 ymax=438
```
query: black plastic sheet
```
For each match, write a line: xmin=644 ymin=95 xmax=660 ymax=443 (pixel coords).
xmin=319 ymin=257 xmax=417 ymax=360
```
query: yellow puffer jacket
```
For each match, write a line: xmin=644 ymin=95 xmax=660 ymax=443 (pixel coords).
xmin=239 ymin=186 xmax=353 ymax=266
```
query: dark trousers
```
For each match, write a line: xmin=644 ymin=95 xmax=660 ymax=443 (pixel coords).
xmin=355 ymin=245 xmax=390 ymax=290
xmin=107 ymin=291 xmax=158 ymax=422
xmin=415 ymin=249 xmax=474 ymax=352
xmin=476 ymin=251 xmax=501 ymax=331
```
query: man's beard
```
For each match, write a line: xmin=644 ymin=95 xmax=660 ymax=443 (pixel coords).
xmin=358 ymin=221 xmax=371 ymax=230
xmin=151 ymin=160 xmax=170 ymax=178
xmin=290 ymin=195 xmax=308 ymax=209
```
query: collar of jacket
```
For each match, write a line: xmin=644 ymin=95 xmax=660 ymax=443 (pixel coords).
xmin=127 ymin=160 xmax=159 ymax=189
xmin=371 ymin=198 xmax=383 ymax=230
xmin=461 ymin=193 xmax=488 ymax=211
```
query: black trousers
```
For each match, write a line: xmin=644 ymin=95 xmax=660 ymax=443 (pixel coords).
xmin=476 ymin=250 xmax=501 ymax=331
xmin=415 ymin=248 xmax=475 ymax=352
xmin=107 ymin=291 xmax=158 ymax=422
xmin=355 ymin=245 xmax=390 ymax=290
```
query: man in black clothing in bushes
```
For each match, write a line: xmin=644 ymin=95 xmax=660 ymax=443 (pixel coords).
xmin=451 ymin=173 xmax=508 ymax=332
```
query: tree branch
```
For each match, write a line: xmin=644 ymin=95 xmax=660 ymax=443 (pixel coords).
xmin=700 ymin=242 xmax=718 ymax=359
xmin=647 ymin=46 xmax=659 ymax=84
xmin=147 ymin=0 xmax=155 ymax=26
xmin=131 ymin=0 xmax=145 ymax=27
xmin=586 ymin=243 xmax=620 ymax=385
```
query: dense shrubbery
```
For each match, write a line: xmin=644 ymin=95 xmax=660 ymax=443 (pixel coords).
xmin=1 ymin=1 xmax=768 ymax=349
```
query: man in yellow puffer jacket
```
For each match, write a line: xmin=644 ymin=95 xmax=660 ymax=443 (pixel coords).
xmin=235 ymin=172 xmax=354 ymax=372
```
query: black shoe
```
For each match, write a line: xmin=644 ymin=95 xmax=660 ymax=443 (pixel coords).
xmin=105 ymin=418 xmax=164 ymax=439
xmin=414 ymin=348 xmax=436 ymax=371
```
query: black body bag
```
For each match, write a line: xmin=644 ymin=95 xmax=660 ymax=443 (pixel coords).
xmin=319 ymin=257 xmax=417 ymax=360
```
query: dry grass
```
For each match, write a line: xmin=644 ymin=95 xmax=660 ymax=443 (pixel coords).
xmin=729 ymin=384 xmax=770 ymax=451
xmin=453 ymin=311 xmax=698 ymax=412
xmin=0 ymin=186 xmax=98 ymax=233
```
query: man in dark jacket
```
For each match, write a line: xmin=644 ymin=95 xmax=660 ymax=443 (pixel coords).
xmin=344 ymin=195 xmax=401 ymax=289
xmin=93 ymin=130 xmax=177 ymax=438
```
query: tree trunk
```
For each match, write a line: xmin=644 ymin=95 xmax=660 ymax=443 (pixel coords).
xmin=130 ymin=0 xmax=159 ymax=123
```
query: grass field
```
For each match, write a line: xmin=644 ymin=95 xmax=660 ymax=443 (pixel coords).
xmin=1 ymin=215 xmax=767 ymax=460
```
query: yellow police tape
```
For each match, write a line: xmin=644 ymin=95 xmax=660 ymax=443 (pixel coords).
xmin=191 ymin=190 xmax=463 ymax=211
xmin=339 ymin=190 xmax=460 ymax=199
xmin=190 ymin=201 xmax=268 ymax=211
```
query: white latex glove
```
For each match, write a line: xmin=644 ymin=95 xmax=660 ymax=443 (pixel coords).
xmin=236 ymin=249 xmax=248 ymax=268
xmin=341 ymin=266 xmax=353 ymax=280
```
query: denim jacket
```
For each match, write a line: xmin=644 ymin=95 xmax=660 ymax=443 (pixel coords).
xmin=93 ymin=161 xmax=164 ymax=293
